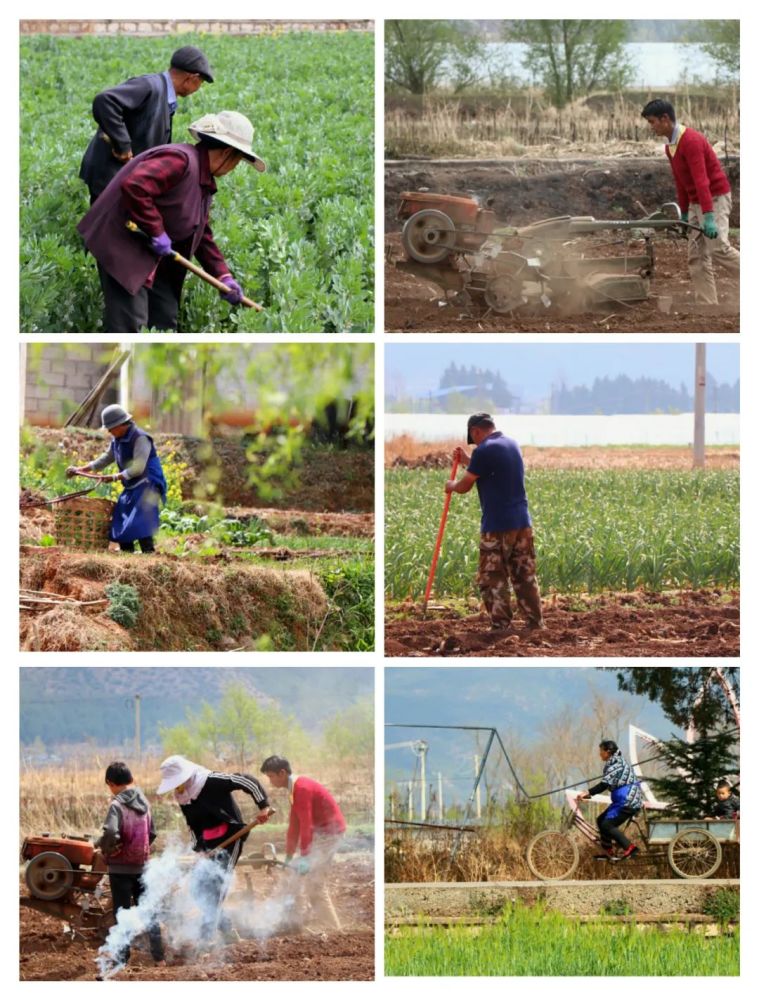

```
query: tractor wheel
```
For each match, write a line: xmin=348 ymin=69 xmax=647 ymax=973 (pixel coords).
xmin=401 ymin=209 xmax=456 ymax=264
xmin=25 ymin=851 xmax=75 ymax=900
xmin=526 ymin=830 xmax=579 ymax=881
xmin=668 ymin=829 xmax=722 ymax=879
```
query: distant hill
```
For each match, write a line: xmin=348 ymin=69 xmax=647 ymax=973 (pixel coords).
xmin=20 ymin=667 xmax=373 ymax=748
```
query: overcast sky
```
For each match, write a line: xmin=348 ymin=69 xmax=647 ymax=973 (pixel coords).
xmin=386 ymin=344 xmax=739 ymax=402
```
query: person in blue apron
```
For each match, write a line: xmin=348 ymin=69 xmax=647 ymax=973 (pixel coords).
xmin=577 ymin=740 xmax=643 ymax=861
xmin=66 ymin=404 xmax=167 ymax=553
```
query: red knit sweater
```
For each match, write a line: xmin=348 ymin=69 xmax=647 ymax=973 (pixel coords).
xmin=665 ymin=127 xmax=731 ymax=215
xmin=286 ymin=776 xmax=346 ymax=857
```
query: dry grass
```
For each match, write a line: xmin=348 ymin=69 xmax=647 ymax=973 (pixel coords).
xmin=19 ymin=549 xmax=329 ymax=652
xmin=385 ymin=92 xmax=740 ymax=159
xmin=20 ymin=757 xmax=374 ymax=844
xmin=385 ymin=827 xmax=740 ymax=883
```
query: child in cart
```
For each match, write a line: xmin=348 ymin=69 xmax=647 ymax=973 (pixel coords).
xmin=711 ymin=780 xmax=740 ymax=819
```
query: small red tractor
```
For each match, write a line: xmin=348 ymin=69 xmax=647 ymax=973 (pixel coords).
xmin=393 ymin=190 xmax=695 ymax=314
xmin=21 ymin=834 xmax=113 ymax=940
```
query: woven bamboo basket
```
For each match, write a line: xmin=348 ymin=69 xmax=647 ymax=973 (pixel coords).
xmin=54 ymin=496 xmax=115 ymax=551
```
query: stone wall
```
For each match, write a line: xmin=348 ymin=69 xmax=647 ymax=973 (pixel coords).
xmin=20 ymin=20 xmax=373 ymax=36
xmin=24 ymin=345 xmax=115 ymax=427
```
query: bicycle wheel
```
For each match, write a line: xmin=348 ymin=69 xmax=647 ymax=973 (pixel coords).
xmin=526 ymin=830 xmax=579 ymax=881
xmin=667 ymin=829 xmax=722 ymax=879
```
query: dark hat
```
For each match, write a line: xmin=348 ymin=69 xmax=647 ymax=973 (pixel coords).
xmin=467 ymin=412 xmax=494 ymax=445
xmin=171 ymin=45 xmax=214 ymax=83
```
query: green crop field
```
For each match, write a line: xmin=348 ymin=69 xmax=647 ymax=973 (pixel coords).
xmin=385 ymin=907 xmax=739 ymax=976
xmin=385 ymin=468 xmax=739 ymax=598
xmin=20 ymin=31 xmax=374 ymax=333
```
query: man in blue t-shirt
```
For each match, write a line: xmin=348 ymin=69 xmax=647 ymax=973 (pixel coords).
xmin=445 ymin=413 xmax=544 ymax=631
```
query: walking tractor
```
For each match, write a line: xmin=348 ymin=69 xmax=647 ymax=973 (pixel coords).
xmin=21 ymin=834 xmax=113 ymax=940
xmin=526 ymin=793 xmax=739 ymax=881
xmin=20 ymin=828 xmax=287 ymax=942
xmin=393 ymin=190 xmax=701 ymax=315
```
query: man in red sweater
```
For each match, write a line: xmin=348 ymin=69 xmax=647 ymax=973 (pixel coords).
xmin=261 ymin=755 xmax=346 ymax=932
xmin=642 ymin=99 xmax=739 ymax=306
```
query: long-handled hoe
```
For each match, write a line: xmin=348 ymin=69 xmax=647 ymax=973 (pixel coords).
xmin=420 ymin=456 xmax=458 ymax=618
xmin=126 ymin=221 xmax=264 ymax=311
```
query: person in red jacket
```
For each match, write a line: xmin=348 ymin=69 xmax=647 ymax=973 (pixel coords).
xmin=641 ymin=99 xmax=739 ymax=306
xmin=261 ymin=755 xmax=346 ymax=932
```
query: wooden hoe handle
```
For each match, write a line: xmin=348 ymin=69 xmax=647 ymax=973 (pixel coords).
xmin=210 ymin=808 xmax=276 ymax=855
xmin=422 ymin=457 xmax=459 ymax=610
xmin=125 ymin=221 xmax=263 ymax=311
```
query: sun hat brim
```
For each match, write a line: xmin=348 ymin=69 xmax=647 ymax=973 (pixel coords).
xmin=191 ymin=129 xmax=266 ymax=172
xmin=157 ymin=763 xmax=195 ymax=794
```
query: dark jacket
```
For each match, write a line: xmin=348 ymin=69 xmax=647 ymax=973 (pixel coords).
xmin=180 ymin=772 xmax=270 ymax=854
xmin=713 ymin=793 xmax=740 ymax=819
xmin=79 ymin=73 xmax=172 ymax=200
xmin=96 ymin=787 xmax=157 ymax=875
xmin=77 ymin=143 xmax=215 ymax=295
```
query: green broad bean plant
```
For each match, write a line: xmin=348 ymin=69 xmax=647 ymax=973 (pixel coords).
xmin=20 ymin=31 xmax=374 ymax=333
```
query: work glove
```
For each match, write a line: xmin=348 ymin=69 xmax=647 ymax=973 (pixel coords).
xmin=295 ymin=858 xmax=310 ymax=875
xmin=219 ymin=274 xmax=244 ymax=305
xmin=112 ymin=147 xmax=133 ymax=163
xmin=66 ymin=465 xmax=83 ymax=479
xmin=150 ymin=232 xmax=174 ymax=257
xmin=702 ymin=212 xmax=719 ymax=240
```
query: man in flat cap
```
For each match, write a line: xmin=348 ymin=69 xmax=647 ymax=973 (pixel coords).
xmin=77 ymin=111 xmax=265 ymax=332
xmin=445 ymin=413 xmax=545 ymax=634
xmin=80 ymin=46 xmax=213 ymax=202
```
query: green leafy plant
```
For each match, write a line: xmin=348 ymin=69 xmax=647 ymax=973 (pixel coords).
xmin=704 ymin=888 xmax=740 ymax=925
xmin=105 ymin=582 xmax=141 ymax=629
xmin=600 ymin=899 xmax=632 ymax=916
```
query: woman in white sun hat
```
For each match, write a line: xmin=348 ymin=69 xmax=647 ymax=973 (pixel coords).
xmin=158 ymin=754 xmax=273 ymax=941
xmin=77 ymin=111 xmax=265 ymax=333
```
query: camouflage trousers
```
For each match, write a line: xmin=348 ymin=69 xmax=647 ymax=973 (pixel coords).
xmin=477 ymin=527 xmax=544 ymax=627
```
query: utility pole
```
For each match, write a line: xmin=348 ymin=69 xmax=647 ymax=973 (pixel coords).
xmin=420 ymin=747 xmax=427 ymax=820
xmin=474 ymin=755 xmax=482 ymax=819
xmin=134 ymin=694 xmax=141 ymax=760
xmin=438 ymin=772 xmax=444 ymax=821
xmin=407 ymin=781 xmax=413 ymax=821
xmin=693 ymin=343 xmax=706 ymax=469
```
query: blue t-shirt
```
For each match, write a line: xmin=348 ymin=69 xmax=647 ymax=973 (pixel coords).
xmin=467 ymin=431 xmax=531 ymax=533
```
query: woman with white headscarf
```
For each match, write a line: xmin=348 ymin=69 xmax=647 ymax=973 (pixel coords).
xmin=158 ymin=755 xmax=272 ymax=940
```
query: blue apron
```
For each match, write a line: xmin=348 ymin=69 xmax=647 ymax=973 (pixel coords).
xmin=604 ymin=782 xmax=641 ymax=821
xmin=110 ymin=426 xmax=167 ymax=544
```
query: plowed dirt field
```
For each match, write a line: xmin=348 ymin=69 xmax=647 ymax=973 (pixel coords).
xmin=385 ymin=589 xmax=739 ymax=658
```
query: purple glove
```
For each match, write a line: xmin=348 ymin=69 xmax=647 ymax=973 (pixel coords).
xmin=150 ymin=232 xmax=174 ymax=257
xmin=219 ymin=274 xmax=243 ymax=305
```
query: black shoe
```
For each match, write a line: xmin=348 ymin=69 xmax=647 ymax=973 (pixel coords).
xmin=593 ymin=848 xmax=614 ymax=861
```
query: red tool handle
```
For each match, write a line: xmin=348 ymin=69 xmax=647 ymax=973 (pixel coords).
xmin=423 ymin=457 xmax=459 ymax=609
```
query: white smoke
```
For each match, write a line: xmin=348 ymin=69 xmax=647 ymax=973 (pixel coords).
xmin=96 ymin=840 xmax=302 ymax=979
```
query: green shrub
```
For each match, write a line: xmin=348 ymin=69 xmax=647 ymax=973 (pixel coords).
xmin=105 ymin=582 xmax=141 ymax=629
xmin=704 ymin=888 xmax=740 ymax=925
